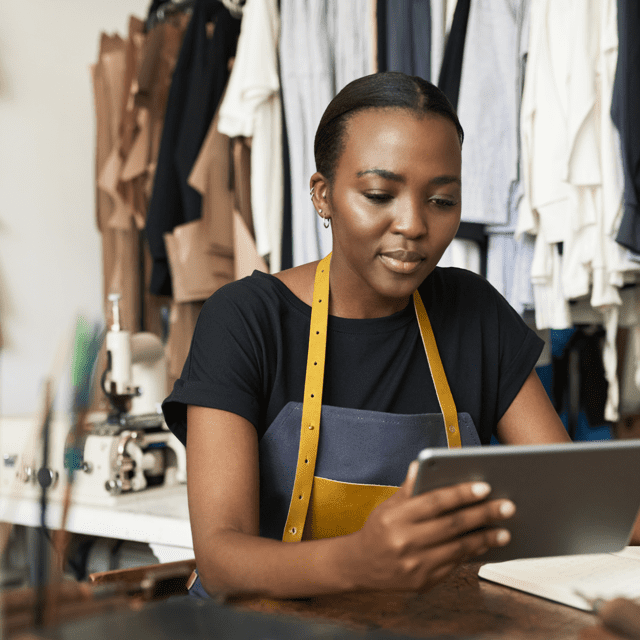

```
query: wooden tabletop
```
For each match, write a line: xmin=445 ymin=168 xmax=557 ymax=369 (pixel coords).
xmin=233 ymin=563 xmax=599 ymax=639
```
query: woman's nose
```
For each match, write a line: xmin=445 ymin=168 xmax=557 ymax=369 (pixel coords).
xmin=391 ymin=198 xmax=427 ymax=238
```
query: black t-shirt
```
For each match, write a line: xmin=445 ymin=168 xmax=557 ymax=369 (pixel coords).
xmin=163 ymin=267 xmax=544 ymax=446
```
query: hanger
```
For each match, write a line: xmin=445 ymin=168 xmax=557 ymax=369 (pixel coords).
xmin=146 ymin=0 xmax=245 ymax=31
xmin=146 ymin=0 xmax=197 ymax=31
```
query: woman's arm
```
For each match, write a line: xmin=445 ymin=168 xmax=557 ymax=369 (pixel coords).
xmin=186 ymin=405 xmax=516 ymax=599
xmin=496 ymin=370 xmax=571 ymax=444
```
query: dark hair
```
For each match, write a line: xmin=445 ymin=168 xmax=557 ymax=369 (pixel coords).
xmin=314 ymin=72 xmax=464 ymax=185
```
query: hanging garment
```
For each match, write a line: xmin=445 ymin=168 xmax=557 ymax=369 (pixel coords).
xmin=379 ymin=0 xmax=431 ymax=79
xmin=93 ymin=16 xmax=153 ymax=335
xmin=234 ymin=211 xmax=269 ymax=280
xmin=486 ymin=232 xmax=536 ymax=314
xmin=518 ymin=0 xmax=624 ymax=320
xmin=280 ymin=97 xmax=294 ymax=271
xmin=473 ymin=0 xmax=536 ymax=311
xmin=438 ymin=239 xmax=481 ymax=274
xmin=280 ymin=0 xmax=373 ymax=267
xmin=436 ymin=0 xmax=471 ymax=109
xmin=165 ymin=301 xmax=204 ymax=387
xmin=217 ymin=0 xmax=283 ymax=273
xmin=430 ymin=0 xmax=451 ymax=82
xmin=457 ymin=0 xmax=529 ymax=226
xmin=145 ymin=0 xmax=240 ymax=296
xmin=91 ymin=31 xmax=126 ymax=325
xmin=612 ymin=0 xmax=640 ymax=254
xmin=135 ymin=12 xmax=190 ymax=192
xmin=517 ymin=0 xmax=639 ymax=420
xmin=170 ymin=96 xmax=235 ymax=303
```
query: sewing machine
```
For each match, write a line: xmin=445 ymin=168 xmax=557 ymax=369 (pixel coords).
xmin=0 ymin=295 xmax=186 ymax=505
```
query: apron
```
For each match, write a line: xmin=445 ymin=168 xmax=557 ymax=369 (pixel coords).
xmin=188 ymin=253 xmax=481 ymax=596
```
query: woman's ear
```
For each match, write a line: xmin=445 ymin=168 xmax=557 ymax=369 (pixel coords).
xmin=310 ymin=172 xmax=330 ymax=220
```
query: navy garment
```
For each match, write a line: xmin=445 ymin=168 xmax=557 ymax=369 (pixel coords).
xmin=145 ymin=0 xmax=240 ymax=296
xmin=379 ymin=0 xmax=431 ymax=80
xmin=436 ymin=0 xmax=471 ymax=110
xmin=163 ymin=267 xmax=544 ymax=446
xmin=612 ymin=0 xmax=640 ymax=253
xmin=279 ymin=87 xmax=293 ymax=271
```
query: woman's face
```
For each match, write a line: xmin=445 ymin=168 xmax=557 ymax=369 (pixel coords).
xmin=316 ymin=107 xmax=462 ymax=314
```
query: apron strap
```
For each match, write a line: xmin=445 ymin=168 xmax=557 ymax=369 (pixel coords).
xmin=282 ymin=254 xmax=331 ymax=542
xmin=282 ymin=254 xmax=461 ymax=542
xmin=412 ymin=290 xmax=461 ymax=448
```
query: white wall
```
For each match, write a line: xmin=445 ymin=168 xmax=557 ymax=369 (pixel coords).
xmin=0 ymin=1 xmax=150 ymax=416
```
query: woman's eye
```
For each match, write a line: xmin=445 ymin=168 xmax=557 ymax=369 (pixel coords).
xmin=430 ymin=197 xmax=458 ymax=208
xmin=364 ymin=193 xmax=393 ymax=203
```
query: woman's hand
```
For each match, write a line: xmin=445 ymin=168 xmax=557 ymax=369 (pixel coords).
xmin=344 ymin=460 xmax=515 ymax=592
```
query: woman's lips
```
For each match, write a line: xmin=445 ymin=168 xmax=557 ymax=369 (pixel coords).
xmin=378 ymin=252 xmax=424 ymax=274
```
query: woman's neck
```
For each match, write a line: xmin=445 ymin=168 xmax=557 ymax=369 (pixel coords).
xmin=327 ymin=270 xmax=412 ymax=319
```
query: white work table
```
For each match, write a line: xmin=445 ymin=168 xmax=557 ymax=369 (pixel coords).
xmin=0 ymin=484 xmax=194 ymax=563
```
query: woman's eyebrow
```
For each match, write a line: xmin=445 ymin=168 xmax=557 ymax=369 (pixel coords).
xmin=356 ymin=169 xmax=461 ymax=187
xmin=356 ymin=168 xmax=404 ymax=182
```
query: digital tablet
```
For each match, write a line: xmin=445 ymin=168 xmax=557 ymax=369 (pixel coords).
xmin=412 ymin=440 xmax=640 ymax=563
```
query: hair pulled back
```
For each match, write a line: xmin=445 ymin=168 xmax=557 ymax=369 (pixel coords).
xmin=314 ymin=72 xmax=463 ymax=185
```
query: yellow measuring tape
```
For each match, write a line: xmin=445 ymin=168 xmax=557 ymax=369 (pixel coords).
xmin=282 ymin=253 xmax=460 ymax=542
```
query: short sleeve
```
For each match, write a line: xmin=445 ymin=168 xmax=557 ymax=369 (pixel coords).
xmin=162 ymin=285 xmax=265 ymax=445
xmin=492 ymin=285 xmax=544 ymax=424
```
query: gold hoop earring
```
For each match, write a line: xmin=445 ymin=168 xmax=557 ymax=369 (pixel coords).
xmin=323 ymin=217 xmax=330 ymax=229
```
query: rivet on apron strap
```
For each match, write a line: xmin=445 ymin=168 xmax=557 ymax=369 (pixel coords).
xmin=282 ymin=253 xmax=462 ymax=542
xmin=412 ymin=290 xmax=461 ymax=449
xmin=282 ymin=254 xmax=331 ymax=542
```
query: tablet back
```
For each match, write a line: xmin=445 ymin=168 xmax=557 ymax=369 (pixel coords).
xmin=414 ymin=440 xmax=640 ymax=563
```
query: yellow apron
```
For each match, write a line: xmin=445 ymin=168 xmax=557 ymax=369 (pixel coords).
xmin=276 ymin=253 xmax=478 ymax=543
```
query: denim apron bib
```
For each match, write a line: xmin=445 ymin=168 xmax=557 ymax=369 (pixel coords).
xmin=188 ymin=253 xmax=481 ymax=596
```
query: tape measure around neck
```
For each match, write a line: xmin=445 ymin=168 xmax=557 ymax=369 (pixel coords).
xmin=282 ymin=255 xmax=460 ymax=542
xmin=282 ymin=254 xmax=331 ymax=542
xmin=412 ymin=290 xmax=461 ymax=448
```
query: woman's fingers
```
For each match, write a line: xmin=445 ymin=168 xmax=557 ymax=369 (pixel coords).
xmin=400 ymin=460 xmax=420 ymax=495
xmin=397 ymin=478 xmax=512 ymax=526
xmin=410 ymin=497 xmax=515 ymax=547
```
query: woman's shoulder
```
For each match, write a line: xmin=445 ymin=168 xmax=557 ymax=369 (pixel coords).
xmin=425 ymin=266 xmax=498 ymax=299
xmin=200 ymin=267 xmax=314 ymax=325
xmin=271 ymin=261 xmax=319 ymax=307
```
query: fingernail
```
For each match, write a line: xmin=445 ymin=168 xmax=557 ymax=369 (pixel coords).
xmin=499 ymin=501 xmax=516 ymax=517
xmin=496 ymin=529 xmax=511 ymax=545
xmin=471 ymin=482 xmax=491 ymax=498
xmin=408 ymin=460 xmax=419 ymax=482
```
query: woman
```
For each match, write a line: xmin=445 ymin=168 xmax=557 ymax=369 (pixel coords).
xmin=163 ymin=72 xmax=572 ymax=599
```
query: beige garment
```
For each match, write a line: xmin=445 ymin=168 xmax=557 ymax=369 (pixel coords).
xmin=164 ymin=221 xmax=234 ymax=303
xmin=166 ymin=301 xmax=204 ymax=386
xmin=136 ymin=14 xmax=189 ymax=191
xmin=232 ymin=137 xmax=255 ymax=238
xmin=171 ymin=98 xmax=265 ymax=304
xmin=163 ymin=95 xmax=236 ymax=304
xmin=164 ymin=108 xmax=265 ymax=375
xmin=234 ymin=211 xmax=268 ymax=280
xmin=188 ymin=97 xmax=235 ymax=257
